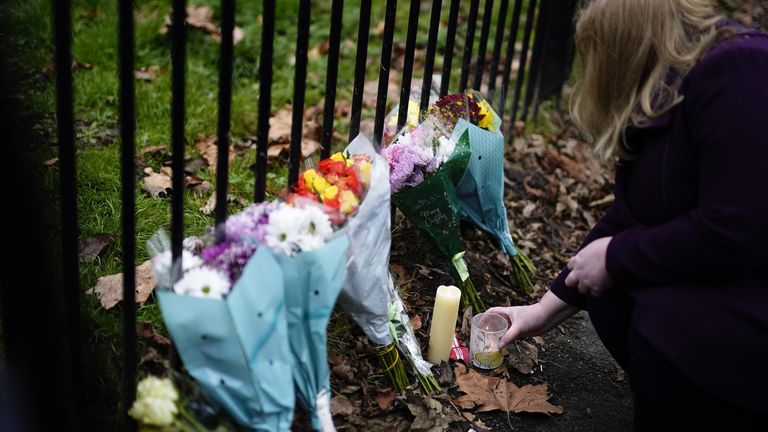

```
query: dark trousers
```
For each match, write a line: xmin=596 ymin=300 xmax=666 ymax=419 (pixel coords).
xmin=587 ymin=290 xmax=768 ymax=432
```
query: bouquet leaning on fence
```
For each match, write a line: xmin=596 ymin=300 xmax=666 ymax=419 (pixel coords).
xmin=383 ymin=118 xmax=485 ymax=313
xmin=330 ymin=135 xmax=439 ymax=394
xmin=149 ymin=166 xmax=361 ymax=430
xmin=428 ymin=90 xmax=536 ymax=292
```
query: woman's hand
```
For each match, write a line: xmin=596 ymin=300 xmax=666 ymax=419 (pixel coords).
xmin=487 ymin=291 xmax=579 ymax=348
xmin=565 ymin=236 xmax=612 ymax=297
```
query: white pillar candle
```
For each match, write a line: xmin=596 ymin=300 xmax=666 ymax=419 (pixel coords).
xmin=427 ymin=285 xmax=462 ymax=365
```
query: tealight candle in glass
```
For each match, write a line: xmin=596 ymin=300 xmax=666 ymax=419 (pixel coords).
xmin=470 ymin=313 xmax=508 ymax=369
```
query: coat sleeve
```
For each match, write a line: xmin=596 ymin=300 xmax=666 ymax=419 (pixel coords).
xmin=550 ymin=203 xmax=624 ymax=309
xmin=606 ymin=37 xmax=768 ymax=286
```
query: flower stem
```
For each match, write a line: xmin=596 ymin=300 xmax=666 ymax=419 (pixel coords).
xmin=460 ymin=276 xmax=485 ymax=313
xmin=376 ymin=343 xmax=409 ymax=391
xmin=510 ymin=249 xmax=536 ymax=293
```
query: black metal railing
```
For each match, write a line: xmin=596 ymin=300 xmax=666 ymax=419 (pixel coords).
xmin=43 ymin=0 xmax=578 ymax=428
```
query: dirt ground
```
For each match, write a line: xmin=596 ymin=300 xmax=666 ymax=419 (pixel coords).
xmin=478 ymin=311 xmax=633 ymax=431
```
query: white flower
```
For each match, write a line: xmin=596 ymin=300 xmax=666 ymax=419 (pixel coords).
xmin=295 ymin=206 xmax=333 ymax=252
xmin=435 ymin=135 xmax=456 ymax=165
xmin=265 ymin=203 xmax=306 ymax=256
xmin=151 ymin=250 xmax=203 ymax=289
xmin=128 ymin=376 xmax=179 ymax=427
xmin=173 ymin=266 xmax=231 ymax=299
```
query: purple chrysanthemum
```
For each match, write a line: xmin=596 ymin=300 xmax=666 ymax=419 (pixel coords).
xmin=382 ymin=133 xmax=437 ymax=193
xmin=200 ymin=241 xmax=258 ymax=283
xmin=223 ymin=202 xmax=277 ymax=244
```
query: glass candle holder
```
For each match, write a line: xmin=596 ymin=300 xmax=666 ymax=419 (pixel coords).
xmin=470 ymin=313 xmax=509 ymax=369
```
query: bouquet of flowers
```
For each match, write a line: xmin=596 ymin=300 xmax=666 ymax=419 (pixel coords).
xmin=332 ymin=135 xmax=439 ymax=394
xmin=428 ymin=90 xmax=535 ymax=292
xmin=383 ymin=119 xmax=485 ymax=313
xmin=149 ymin=157 xmax=366 ymax=430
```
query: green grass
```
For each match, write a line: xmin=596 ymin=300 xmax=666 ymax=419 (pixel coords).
xmin=0 ymin=0 xmax=536 ymax=428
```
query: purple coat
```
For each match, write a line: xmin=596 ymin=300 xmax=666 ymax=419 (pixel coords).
xmin=550 ymin=27 xmax=768 ymax=413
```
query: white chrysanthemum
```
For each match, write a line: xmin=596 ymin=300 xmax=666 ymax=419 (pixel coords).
xmin=173 ymin=266 xmax=231 ymax=299
xmin=128 ymin=376 xmax=179 ymax=427
xmin=265 ymin=203 xmax=306 ymax=256
xmin=435 ymin=135 xmax=456 ymax=164
xmin=151 ymin=250 xmax=203 ymax=289
xmin=295 ymin=206 xmax=333 ymax=252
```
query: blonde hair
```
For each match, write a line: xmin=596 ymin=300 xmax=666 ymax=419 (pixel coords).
xmin=570 ymin=0 xmax=721 ymax=161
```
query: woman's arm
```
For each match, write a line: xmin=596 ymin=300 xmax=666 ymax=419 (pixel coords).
xmin=488 ymin=290 xmax=580 ymax=348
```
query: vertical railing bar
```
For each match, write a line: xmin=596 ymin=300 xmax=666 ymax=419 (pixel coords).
xmin=321 ymin=0 xmax=344 ymax=159
xmin=52 ymin=0 xmax=84 ymax=426
xmin=170 ymin=0 xmax=186 ymax=283
xmin=215 ymin=0 xmax=235 ymax=230
xmin=372 ymin=0 xmax=398 ymax=148
xmin=459 ymin=0 xmax=480 ymax=92
xmin=288 ymin=0 xmax=311 ymax=187
xmin=396 ymin=0 xmax=421 ymax=132
xmin=472 ymin=0 xmax=494 ymax=90
xmin=487 ymin=0 xmax=509 ymax=103
xmin=348 ymin=0 xmax=372 ymax=141
xmin=511 ymin=0 xmax=536 ymax=122
xmin=439 ymin=0 xmax=461 ymax=97
xmin=500 ymin=0 xmax=523 ymax=120
xmin=117 ymin=0 xmax=137 ymax=428
xmin=419 ymin=0 xmax=443 ymax=115
xmin=522 ymin=0 xmax=550 ymax=121
xmin=255 ymin=0 xmax=275 ymax=203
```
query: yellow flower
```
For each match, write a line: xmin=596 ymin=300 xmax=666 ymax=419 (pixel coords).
xmin=330 ymin=152 xmax=345 ymax=162
xmin=478 ymin=100 xmax=495 ymax=131
xmin=321 ymin=185 xmax=339 ymax=201
xmin=406 ymin=100 xmax=421 ymax=129
xmin=313 ymin=176 xmax=332 ymax=194
xmin=359 ymin=161 xmax=372 ymax=186
xmin=304 ymin=169 xmax=320 ymax=193
xmin=339 ymin=190 xmax=359 ymax=214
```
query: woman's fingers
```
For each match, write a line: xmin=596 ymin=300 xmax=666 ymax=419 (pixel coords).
xmin=486 ymin=307 xmax=513 ymax=326
xmin=499 ymin=326 xmax=519 ymax=348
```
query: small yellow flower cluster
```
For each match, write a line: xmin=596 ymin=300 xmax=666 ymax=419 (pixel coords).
xmin=128 ymin=376 xmax=179 ymax=427
xmin=304 ymin=169 xmax=339 ymax=201
xmin=477 ymin=99 xmax=495 ymax=131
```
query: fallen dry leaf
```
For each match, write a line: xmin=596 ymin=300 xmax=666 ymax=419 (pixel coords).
xmin=161 ymin=6 xmax=243 ymax=45
xmin=268 ymin=108 xmax=293 ymax=144
xmin=374 ymin=388 xmax=398 ymax=411
xmin=134 ymin=65 xmax=160 ymax=81
xmin=79 ymin=233 xmax=115 ymax=263
xmin=211 ymin=26 xmax=245 ymax=45
xmin=142 ymin=167 xmax=172 ymax=198
xmin=195 ymin=134 xmax=235 ymax=172
xmin=138 ymin=145 xmax=167 ymax=158
xmin=543 ymin=149 xmax=587 ymax=183
xmin=308 ymin=38 xmax=330 ymax=61
xmin=453 ymin=363 xmax=563 ymax=415
xmin=266 ymin=139 xmax=320 ymax=159
xmin=331 ymin=395 xmax=356 ymax=417
xmin=185 ymin=5 xmax=218 ymax=33
xmin=406 ymin=392 xmax=463 ymax=432
xmin=200 ymin=192 xmax=217 ymax=215
xmin=410 ymin=314 xmax=422 ymax=332
xmin=87 ymin=260 xmax=156 ymax=310
xmin=506 ymin=339 xmax=540 ymax=375
xmin=138 ymin=321 xmax=171 ymax=347
xmin=372 ymin=20 xmax=386 ymax=36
